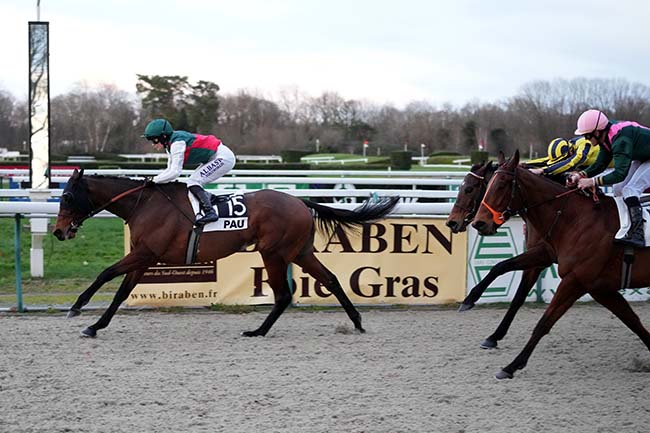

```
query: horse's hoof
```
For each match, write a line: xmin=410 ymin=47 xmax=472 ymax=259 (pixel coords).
xmin=458 ymin=302 xmax=475 ymax=312
xmin=67 ymin=308 xmax=81 ymax=318
xmin=480 ymin=338 xmax=498 ymax=349
xmin=241 ymin=330 xmax=263 ymax=337
xmin=356 ymin=327 xmax=366 ymax=334
xmin=495 ymin=369 xmax=513 ymax=380
xmin=80 ymin=327 xmax=96 ymax=338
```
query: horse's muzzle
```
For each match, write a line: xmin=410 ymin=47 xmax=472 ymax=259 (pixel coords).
xmin=472 ymin=220 xmax=496 ymax=236
xmin=52 ymin=226 xmax=77 ymax=241
xmin=446 ymin=220 xmax=463 ymax=234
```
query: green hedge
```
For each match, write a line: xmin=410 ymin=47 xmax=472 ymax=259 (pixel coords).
xmin=390 ymin=151 xmax=413 ymax=170
xmin=427 ymin=155 xmax=460 ymax=164
xmin=470 ymin=151 xmax=490 ymax=164
xmin=234 ymin=163 xmax=311 ymax=170
xmin=429 ymin=151 xmax=462 ymax=157
xmin=308 ymin=163 xmax=390 ymax=171
xmin=281 ymin=150 xmax=313 ymax=163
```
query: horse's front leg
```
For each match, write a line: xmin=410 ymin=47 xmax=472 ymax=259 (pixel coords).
xmin=81 ymin=269 xmax=145 ymax=337
xmin=68 ymin=248 xmax=155 ymax=318
xmin=460 ymin=244 xmax=551 ymax=311
xmin=495 ymin=275 xmax=585 ymax=379
xmin=480 ymin=266 xmax=545 ymax=349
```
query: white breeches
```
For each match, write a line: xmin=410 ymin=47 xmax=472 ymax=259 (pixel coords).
xmin=612 ymin=160 xmax=650 ymax=198
xmin=186 ymin=144 xmax=236 ymax=187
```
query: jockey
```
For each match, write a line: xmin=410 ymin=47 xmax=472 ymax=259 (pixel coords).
xmin=567 ymin=109 xmax=650 ymax=248
xmin=527 ymin=136 xmax=599 ymax=176
xmin=142 ymin=118 xmax=236 ymax=225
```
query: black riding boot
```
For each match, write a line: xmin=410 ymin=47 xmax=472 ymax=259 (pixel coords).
xmin=617 ymin=196 xmax=645 ymax=248
xmin=189 ymin=185 xmax=219 ymax=225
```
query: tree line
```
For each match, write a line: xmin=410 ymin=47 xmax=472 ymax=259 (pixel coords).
xmin=1 ymin=76 xmax=650 ymax=158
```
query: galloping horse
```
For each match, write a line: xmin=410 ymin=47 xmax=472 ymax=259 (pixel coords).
xmin=53 ymin=170 xmax=398 ymax=338
xmin=472 ymin=150 xmax=650 ymax=379
xmin=446 ymin=158 xmax=556 ymax=349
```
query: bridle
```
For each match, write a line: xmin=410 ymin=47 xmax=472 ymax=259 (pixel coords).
xmin=479 ymin=166 xmax=596 ymax=232
xmin=63 ymin=183 xmax=148 ymax=232
xmin=453 ymin=170 xmax=490 ymax=226
xmin=480 ymin=168 xmax=519 ymax=226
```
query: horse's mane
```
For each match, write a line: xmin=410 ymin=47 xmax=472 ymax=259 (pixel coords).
xmin=515 ymin=165 xmax=612 ymax=205
xmin=516 ymin=166 xmax=567 ymax=192
xmin=85 ymin=175 xmax=187 ymax=191
xmin=470 ymin=162 xmax=484 ymax=172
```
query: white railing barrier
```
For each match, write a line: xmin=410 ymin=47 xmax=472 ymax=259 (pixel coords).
xmin=0 ymin=168 xmax=470 ymax=178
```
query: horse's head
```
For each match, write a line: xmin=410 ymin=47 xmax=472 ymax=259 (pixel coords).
xmin=52 ymin=169 xmax=94 ymax=240
xmin=446 ymin=161 xmax=497 ymax=233
xmin=472 ymin=150 xmax=520 ymax=235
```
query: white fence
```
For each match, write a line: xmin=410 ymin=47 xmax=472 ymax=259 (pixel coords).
xmin=0 ymin=167 xmax=467 ymax=211
xmin=0 ymin=167 xmax=467 ymax=288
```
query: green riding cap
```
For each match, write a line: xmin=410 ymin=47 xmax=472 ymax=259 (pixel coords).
xmin=143 ymin=119 xmax=174 ymax=139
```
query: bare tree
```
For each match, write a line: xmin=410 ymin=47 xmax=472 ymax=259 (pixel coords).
xmin=51 ymin=83 xmax=138 ymax=154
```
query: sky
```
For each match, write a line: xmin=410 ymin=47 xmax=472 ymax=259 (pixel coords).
xmin=2 ymin=0 xmax=650 ymax=108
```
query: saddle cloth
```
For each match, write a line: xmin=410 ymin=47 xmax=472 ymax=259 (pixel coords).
xmin=187 ymin=191 xmax=249 ymax=232
xmin=613 ymin=197 xmax=650 ymax=247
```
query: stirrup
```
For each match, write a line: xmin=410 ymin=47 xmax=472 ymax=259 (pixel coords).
xmin=196 ymin=211 xmax=219 ymax=225
xmin=615 ymin=231 xmax=645 ymax=248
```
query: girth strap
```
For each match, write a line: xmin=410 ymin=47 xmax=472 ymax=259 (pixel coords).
xmin=621 ymin=245 xmax=635 ymax=289
xmin=185 ymin=225 xmax=204 ymax=265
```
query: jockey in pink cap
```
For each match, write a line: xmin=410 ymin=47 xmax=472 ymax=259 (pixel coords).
xmin=567 ymin=109 xmax=650 ymax=248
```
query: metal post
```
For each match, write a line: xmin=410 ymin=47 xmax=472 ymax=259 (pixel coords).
xmin=14 ymin=214 xmax=24 ymax=313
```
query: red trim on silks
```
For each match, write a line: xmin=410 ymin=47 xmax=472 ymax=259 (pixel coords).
xmin=192 ymin=134 xmax=222 ymax=150
xmin=183 ymin=134 xmax=222 ymax=163
xmin=605 ymin=121 xmax=650 ymax=152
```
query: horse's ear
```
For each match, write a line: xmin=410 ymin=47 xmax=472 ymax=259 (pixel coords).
xmin=72 ymin=168 xmax=79 ymax=178
xmin=497 ymin=151 xmax=506 ymax=165
xmin=79 ymin=168 xmax=84 ymax=177
xmin=512 ymin=149 xmax=520 ymax=166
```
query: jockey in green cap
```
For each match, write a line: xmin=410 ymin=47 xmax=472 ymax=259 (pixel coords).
xmin=143 ymin=118 xmax=236 ymax=225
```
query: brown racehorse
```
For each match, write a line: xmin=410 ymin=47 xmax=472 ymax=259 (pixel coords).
xmin=52 ymin=170 xmax=398 ymax=338
xmin=472 ymin=150 xmax=650 ymax=379
xmin=446 ymin=159 xmax=556 ymax=349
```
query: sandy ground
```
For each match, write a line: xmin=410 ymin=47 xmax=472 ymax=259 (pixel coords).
xmin=1 ymin=303 xmax=649 ymax=433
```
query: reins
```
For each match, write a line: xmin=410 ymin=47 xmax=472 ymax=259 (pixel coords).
xmin=71 ymin=184 xmax=148 ymax=231
xmin=480 ymin=167 xmax=600 ymax=226
xmin=70 ymin=180 xmax=200 ymax=232
xmin=154 ymin=187 xmax=199 ymax=226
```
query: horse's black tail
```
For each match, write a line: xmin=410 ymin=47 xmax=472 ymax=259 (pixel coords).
xmin=303 ymin=196 xmax=400 ymax=237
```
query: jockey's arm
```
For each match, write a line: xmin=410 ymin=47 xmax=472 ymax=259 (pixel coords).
xmin=523 ymin=156 xmax=549 ymax=168
xmin=598 ymin=152 xmax=632 ymax=186
xmin=583 ymin=146 xmax=613 ymax=180
xmin=544 ymin=144 xmax=591 ymax=176
xmin=153 ymin=141 xmax=186 ymax=183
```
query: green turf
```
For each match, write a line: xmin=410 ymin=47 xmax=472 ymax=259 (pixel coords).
xmin=0 ymin=217 xmax=125 ymax=293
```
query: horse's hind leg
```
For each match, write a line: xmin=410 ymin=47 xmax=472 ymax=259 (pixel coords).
xmin=242 ymin=254 xmax=291 ymax=337
xmin=590 ymin=289 xmax=650 ymax=351
xmin=293 ymin=252 xmax=364 ymax=333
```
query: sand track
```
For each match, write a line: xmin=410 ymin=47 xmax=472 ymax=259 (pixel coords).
xmin=1 ymin=303 xmax=649 ymax=433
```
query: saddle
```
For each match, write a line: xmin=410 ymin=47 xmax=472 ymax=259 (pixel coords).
xmin=185 ymin=191 xmax=250 ymax=264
